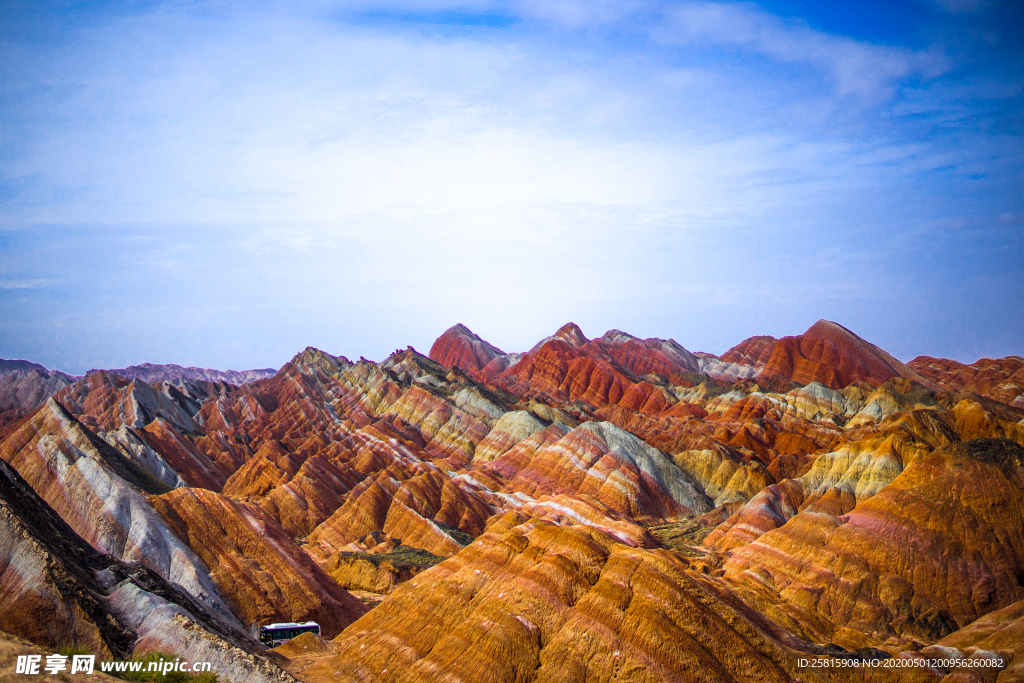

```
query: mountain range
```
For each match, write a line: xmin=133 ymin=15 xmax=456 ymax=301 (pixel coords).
xmin=1 ymin=319 xmax=1022 ymax=683
xmin=0 ymin=360 xmax=276 ymax=429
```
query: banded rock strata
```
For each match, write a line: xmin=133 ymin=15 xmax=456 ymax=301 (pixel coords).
xmin=2 ymin=319 xmax=1023 ymax=683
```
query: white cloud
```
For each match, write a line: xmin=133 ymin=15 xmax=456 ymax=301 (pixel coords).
xmin=509 ymin=0 xmax=653 ymax=26
xmin=0 ymin=12 xmax=845 ymax=230
xmin=655 ymin=2 xmax=947 ymax=98
xmin=0 ymin=279 xmax=61 ymax=290
xmin=1 ymin=1 xmax=1019 ymax=367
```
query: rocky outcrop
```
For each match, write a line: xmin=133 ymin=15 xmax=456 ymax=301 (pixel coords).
xmin=0 ymin=453 xmax=294 ymax=683
xmin=0 ymin=456 xmax=130 ymax=657
xmin=723 ymin=439 xmax=1024 ymax=646
xmin=311 ymin=520 xmax=824 ymax=683
xmin=102 ymin=424 xmax=188 ymax=489
xmin=55 ymin=372 xmax=204 ymax=435
xmin=152 ymin=488 xmax=367 ymax=637
xmin=488 ymin=421 xmax=712 ymax=521
xmin=0 ymin=399 xmax=235 ymax=623
xmin=0 ymin=370 xmax=74 ymax=412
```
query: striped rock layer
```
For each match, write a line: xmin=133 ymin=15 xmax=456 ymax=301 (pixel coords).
xmin=1 ymin=319 xmax=1023 ymax=683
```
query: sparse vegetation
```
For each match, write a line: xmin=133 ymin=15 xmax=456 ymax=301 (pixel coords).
xmin=434 ymin=521 xmax=474 ymax=547
xmin=647 ymin=520 xmax=713 ymax=556
xmin=105 ymin=651 xmax=217 ymax=683
xmin=335 ymin=545 xmax=447 ymax=570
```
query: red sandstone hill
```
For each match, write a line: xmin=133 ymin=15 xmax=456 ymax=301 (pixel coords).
xmin=428 ymin=324 xmax=507 ymax=374
xmin=910 ymin=354 xmax=1024 ymax=408
xmin=430 ymin=323 xmax=703 ymax=401
xmin=54 ymin=370 xmax=208 ymax=434
xmin=497 ymin=334 xmax=638 ymax=407
xmin=313 ymin=520 xmax=822 ymax=683
xmin=153 ymin=487 xmax=368 ymax=637
xmin=586 ymin=328 xmax=702 ymax=377
xmin=721 ymin=335 xmax=778 ymax=367
xmin=757 ymin=320 xmax=932 ymax=390
xmin=528 ymin=322 xmax=590 ymax=351
xmin=0 ymin=455 xmax=293 ymax=683
xmin=429 ymin=319 xmax=936 ymax=400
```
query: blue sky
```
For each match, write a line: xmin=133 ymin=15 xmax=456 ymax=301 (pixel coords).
xmin=1 ymin=0 xmax=1021 ymax=374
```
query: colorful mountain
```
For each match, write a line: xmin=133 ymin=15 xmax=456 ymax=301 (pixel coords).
xmin=1 ymin=320 xmax=1022 ymax=683
xmin=0 ymin=360 xmax=79 ymax=427
xmin=87 ymin=362 xmax=277 ymax=385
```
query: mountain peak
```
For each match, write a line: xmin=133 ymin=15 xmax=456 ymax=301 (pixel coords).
xmin=429 ymin=324 xmax=506 ymax=373
xmin=554 ymin=323 xmax=589 ymax=347
xmin=597 ymin=329 xmax=637 ymax=345
xmin=757 ymin=320 xmax=929 ymax=389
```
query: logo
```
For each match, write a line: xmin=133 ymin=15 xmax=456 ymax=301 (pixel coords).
xmin=16 ymin=654 xmax=95 ymax=675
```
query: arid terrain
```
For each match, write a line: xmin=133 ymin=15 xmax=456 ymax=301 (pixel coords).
xmin=1 ymin=320 xmax=1023 ymax=682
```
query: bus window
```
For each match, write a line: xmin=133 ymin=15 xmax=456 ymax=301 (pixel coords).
xmin=259 ymin=622 xmax=320 ymax=647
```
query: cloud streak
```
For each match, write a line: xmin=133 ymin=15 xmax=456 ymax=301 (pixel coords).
xmin=0 ymin=1 xmax=1020 ymax=371
xmin=0 ymin=279 xmax=61 ymax=290
xmin=655 ymin=2 xmax=948 ymax=99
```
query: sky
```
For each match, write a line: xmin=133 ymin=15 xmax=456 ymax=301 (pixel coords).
xmin=0 ymin=0 xmax=1021 ymax=374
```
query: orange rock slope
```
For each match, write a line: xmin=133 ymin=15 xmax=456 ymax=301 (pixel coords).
xmin=312 ymin=520 xmax=821 ymax=683
xmin=722 ymin=439 xmax=1024 ymax=646
xmin=152 ymin=487 xmax=367 ymax=637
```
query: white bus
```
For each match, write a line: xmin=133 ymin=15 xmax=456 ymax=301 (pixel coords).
xmin=259 ymin=621 xmax=321 ymax=647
